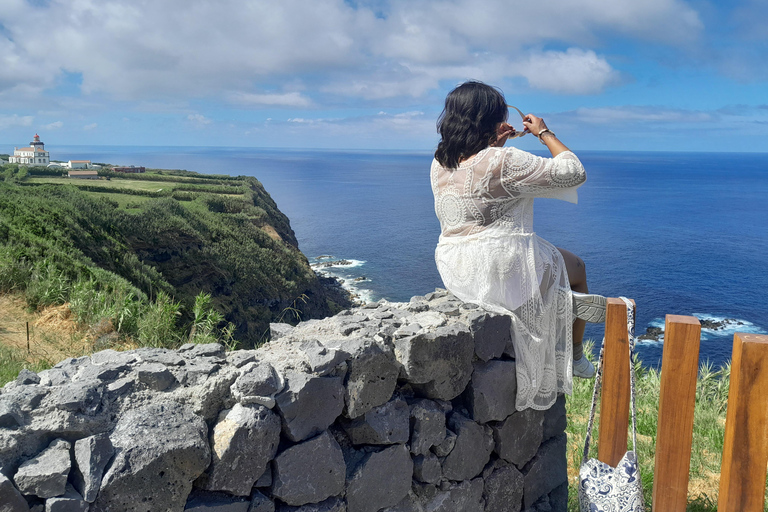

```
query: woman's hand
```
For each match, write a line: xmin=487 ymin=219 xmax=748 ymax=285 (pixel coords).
xmin=522 ymin=114 xmax=548 ymax=137
xmin=491 ymin=122 xmax=516 ymax=147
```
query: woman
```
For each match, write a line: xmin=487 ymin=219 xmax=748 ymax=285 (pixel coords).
xmin=431 ymin=81 xmax=604 ymax=411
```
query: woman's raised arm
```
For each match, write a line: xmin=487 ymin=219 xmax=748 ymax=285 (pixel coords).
xmin=523 ymin=114 xmax=569 ymax=157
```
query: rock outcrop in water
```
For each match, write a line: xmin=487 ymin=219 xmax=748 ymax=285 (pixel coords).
xmin=0 ymin=290 xmax=568 ymax=511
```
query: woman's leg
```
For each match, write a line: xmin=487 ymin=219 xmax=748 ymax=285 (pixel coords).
xmin=557 ymin=247 xmax=588 ymax=360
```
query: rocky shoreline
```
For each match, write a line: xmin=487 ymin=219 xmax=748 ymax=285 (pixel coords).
xmin=312 ymin=258 xmax=368 ymax=307
xmin=638 ymin=317 xmax=746 ymax=341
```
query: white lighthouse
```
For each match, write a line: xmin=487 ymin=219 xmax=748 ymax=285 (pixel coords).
xmin=9 ymin=134 xmax=50 ymax=166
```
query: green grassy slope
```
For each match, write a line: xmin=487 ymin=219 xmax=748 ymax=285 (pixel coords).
xmin=0 ymin=165 xmax=349 ymax=347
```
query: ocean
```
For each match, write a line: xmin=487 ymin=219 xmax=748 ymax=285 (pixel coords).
xmin=47 ymin=145 xmax=768 ymax=369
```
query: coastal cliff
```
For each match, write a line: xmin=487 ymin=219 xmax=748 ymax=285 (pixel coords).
xmin=0 ymin=166 xmax=353 ymax=348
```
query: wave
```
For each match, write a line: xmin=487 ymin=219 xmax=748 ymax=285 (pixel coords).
xmin=310 ymin=255 xmax=377 ymax=304
xmin=637 ymin=314 xmax=767 ymax=346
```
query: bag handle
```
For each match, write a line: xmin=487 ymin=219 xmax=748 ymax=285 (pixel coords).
xmin=581 ymin=296 xmax=639 ymax=465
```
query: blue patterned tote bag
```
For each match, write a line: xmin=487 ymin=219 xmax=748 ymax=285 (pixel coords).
xmin=578 ymin=297 xmax=644 ymax=512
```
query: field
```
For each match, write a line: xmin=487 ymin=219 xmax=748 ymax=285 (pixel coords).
xmin=565 ymin=343 xmax=768 ymax=512
xmin=1 ymin=163 xmax=341 ymax=349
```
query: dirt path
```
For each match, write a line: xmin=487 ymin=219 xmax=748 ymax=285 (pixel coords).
xmin=0 ymin=294 xmax=91 ymax=365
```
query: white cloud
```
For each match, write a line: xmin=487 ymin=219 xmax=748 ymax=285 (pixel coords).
xmin=0 ymin=0 xmax=705 ymax=104
xmin=0 ymin=114 xmax=34 ymax=129
xmin=187 ymin=114 xmax=211 ymax=125
xmin=43 ymin=121 xmax=64 ymax=130
xmin=83 ymin=123 xmax=98 ymax=130
xmin=229 ymin=92 xmax=312 ymax=108
xmin=565 ymin=106 xmax=713 ymax=124
xmin=516 ymin=49 xmax=621 ymax=95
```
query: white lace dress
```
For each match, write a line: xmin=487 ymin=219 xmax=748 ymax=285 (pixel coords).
xmin=431 ymin=146 xmax=587 ymax=410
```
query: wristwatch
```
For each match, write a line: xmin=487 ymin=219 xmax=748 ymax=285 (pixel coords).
xmin=538 ymin=129 xmax=555 ymax=145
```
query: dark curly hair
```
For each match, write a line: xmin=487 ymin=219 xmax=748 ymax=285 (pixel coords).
xmin=435 ymin=81 xmax=508 ymax=169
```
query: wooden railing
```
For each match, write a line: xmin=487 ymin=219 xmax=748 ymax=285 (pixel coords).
xmin=596 ymin=298 xmax=768 ymax=512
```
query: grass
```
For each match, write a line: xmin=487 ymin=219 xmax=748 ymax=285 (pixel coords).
xmin=29 ymin=176 xmax=173 ymax=190
xmin=566 ymin=343 xmax=768 ymax=511
xmin=86 ymin=191 xmax=153 ymax=210
xmin=0 ymin=344 xmax=51 ymax=385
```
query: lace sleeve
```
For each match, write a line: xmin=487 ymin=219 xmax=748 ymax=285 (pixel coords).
xmin=499 ymin=149 xmax=586 ymax=204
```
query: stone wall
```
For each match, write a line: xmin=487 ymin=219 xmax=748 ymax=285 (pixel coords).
xmin=0 ymin=289 xmax=568 ymax=512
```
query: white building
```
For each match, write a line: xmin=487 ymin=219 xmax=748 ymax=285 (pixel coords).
xmin=67 ymin=160 xmax=91 ymax=169
xmin=9 ymin=134 xmax=50 ymax=166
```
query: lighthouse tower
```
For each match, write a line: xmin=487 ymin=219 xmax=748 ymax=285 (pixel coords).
xmin=30 ymin=134 xmax=45 ymax=150
xmin=9 ymin=134 xmax=50 ymax=166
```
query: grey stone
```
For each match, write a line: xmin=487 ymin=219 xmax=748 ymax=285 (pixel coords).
xmin=395 ymin=325 xmax=474 ymax=401
xmin=467 ymin=312 xmax=510 ymax=362
xmin=408 ymin=399 xmax=446 ymax=456
xmin=371 ymin=310 xmax=394 ymax=320
xmin=13 ymin=438 xmax=71 ymax=499
xmin=182 ymin=361 xmax=223 ymax=386
xmin=44 ymin=484 xmax=88 ymax=512
xmin=275 ymin=372 xmax=344 ymax=442
xmin=136 ymin=363 xmax=177 ymax=391
xmin=392 ymin=324 xmax=420 ymax=339
xmin=226 ymin=351 xmax=258 ymax=369
xmin=341 ymin=398 xmax=409 ymax=445
xmin=0 ymin=401 xmax=22 ymax=429
xmin=346 ymin=444 xmax=412 ymax=512
xmin=38 ymin=368 xmax=74 ymax=387
xmin=269 ymin=323 xmax=294 ymax=341
xmin=522 ymin=493 xmax=551 ymax=512
xmin=411 ymin=483 xmax=438 ymax=504
xmin=409 ymin=311 xmax=447 ymax=330
xmin=467 ymin=360 xmax=517 ymax=423
xmin=179 ymin=343 xmax=226 ymax=359
xmin=493 ymin=408 xmax=545 ymax=468
xmin=340 ymin=338 xmax=398 ymax=419
xmin=549 ymin=481 xmax=568 ymax=512
xmin=134 ymin=348 xmax=186 ymax=366
xmin=54 ymin=381 xmax=104 ymax=414
xmin=379 ymin=492 xmax=423 ymax=512
xmin=92 ymin=402 xmax=210 ymax=512
xmin=4 ymin=386 xmax=46 ymax=412
xmin=271 ymin=431 xmax=345 ymax=506
xmin=248 ymin=490 xmax=274 ymax=512
xmin=197 ymin=404 xmax=280 ymax=496
xmin=105 ymin=377 xmax=133 ymax=397
xmin=254 ymin=463 xmax=272 ymax=488
xmin=71 ymin=433 xmax=114 ymax=502
xmin=277 ymin=497 xmax=344 ymax=512
xmin=441 ymin=413 xmax=493 ymax=481
xmin=301 ymin=340 xmax=349 ymax=376
xmin=0 ymin=471 xmax=29 ymax=512
xmin=412 ymin=453 xmax=441 ymax=484
xmin=483 ymin=463 xmax=524 ymax=512
xmin=431 ymin=429 xmax=456 ymax=458
xmin=299 ymin=340 xmax=348 ymax=376
xmin=406 ymin=301 xmax=429 ymax=313
xmin=431 ymin=302 xmax=460 ymax=317
xmin=542 ymin=395 xmax=567 ymax=442
xmin=232 ymin=362 xmax=283 ymax=407
xmin=89 ymin=349 xmax=138 ymax=366
xmin=76 ymin=362 xmax=128 ymax=382
xmin=522 ymin=434 xmax=567 ymax=510
xmin=16 ymin=369 xmax=40 ymax=385
xmin=184 ymin=489 xmax=250 ymax=511
xmin=422 ymin=479 xmax=484 ymax=512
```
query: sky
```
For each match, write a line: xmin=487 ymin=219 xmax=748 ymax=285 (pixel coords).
xmin=0 ymin=0 xmax=767 ymax=153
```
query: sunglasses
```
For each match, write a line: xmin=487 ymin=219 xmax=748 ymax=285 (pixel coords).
xmin=506 ymin=105 xmax=530 ymax=139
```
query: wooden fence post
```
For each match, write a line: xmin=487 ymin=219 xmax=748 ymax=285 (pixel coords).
xmin=597 ymin=298 xmax=633 ymax=467
xmin=652 ymin=315 xmax=701 ymax=512
xmin=717 ymin=333 xmax=768 ymax=512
